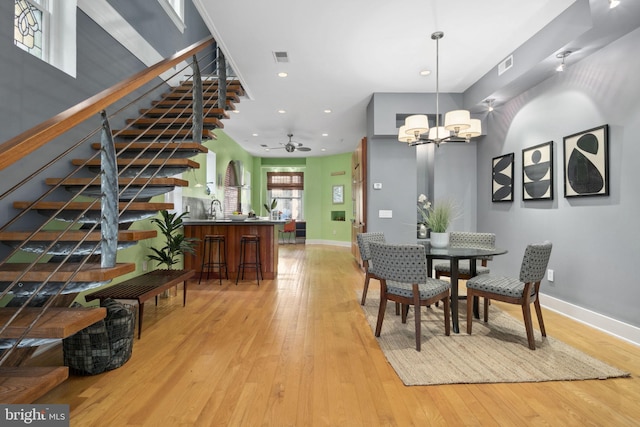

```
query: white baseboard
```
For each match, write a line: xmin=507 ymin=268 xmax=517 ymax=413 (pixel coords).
xmin=305 ymin=239 xmax=351 ymax=248
xmin=540 ymin=293 xmax=640 ymax=347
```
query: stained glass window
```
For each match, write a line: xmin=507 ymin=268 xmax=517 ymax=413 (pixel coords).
xmin=14 ymin=0 xmax=48 ymax=60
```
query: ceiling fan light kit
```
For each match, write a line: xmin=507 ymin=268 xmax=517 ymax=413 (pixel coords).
xmin=264 ymin=134 xmax=311 ymax=153
xmin=398 ymin=31 xmax=482 ymax=146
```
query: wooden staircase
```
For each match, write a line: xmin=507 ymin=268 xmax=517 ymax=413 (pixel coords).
xmin=0 ymin=40 xmax=243 ymax=402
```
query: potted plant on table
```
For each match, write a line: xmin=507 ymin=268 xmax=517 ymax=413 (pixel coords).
xmin=264 ymin=198 xmax=278 ymax=220
xmin=147 ymin=210 xmax=198 ymax=271
xmin=418 ymin=195 xmax=457 ymax=248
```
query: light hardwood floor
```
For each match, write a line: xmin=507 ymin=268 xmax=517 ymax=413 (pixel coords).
xmin=33 ymin=245 xmax=640 ymax=426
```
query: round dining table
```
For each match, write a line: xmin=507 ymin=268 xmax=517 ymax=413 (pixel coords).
xmin=418 ymin=242 xmax=508 ymax=333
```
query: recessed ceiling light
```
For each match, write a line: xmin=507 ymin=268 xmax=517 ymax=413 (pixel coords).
xmin=322 ymin=133 xmax=328 ymax=137
xmin=252 ymin=133 xmax=259 ymax=137
xmin=324 ymin=109 xmax=332 ymax=114
xmin=609 ymin=0 xmax=620 ymax=9
xmin=278 ymin=109 xmax=286 ymax=114
xmin=232 ymin=109 xmax=240 ymax=114
xmin=277 ymin=72 xmax=288 ymax=77
xmin=420 ymin=69 xmax=431 ymax=76
xmin=321 ymin=148 xmax=326 ymax=152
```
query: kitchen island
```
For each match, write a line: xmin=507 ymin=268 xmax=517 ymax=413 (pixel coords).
xmin=183 ymin=219 xmax=283 ymax=280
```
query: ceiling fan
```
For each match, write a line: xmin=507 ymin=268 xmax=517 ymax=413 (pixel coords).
xmin=262 ymin=134 xmax=311 ymax=153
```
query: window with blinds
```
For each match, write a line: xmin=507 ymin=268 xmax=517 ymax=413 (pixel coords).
xmin=267 ymin=172 xmax=304 ymax=190
xmin=266 ymin=172 xmax=304 ymax=220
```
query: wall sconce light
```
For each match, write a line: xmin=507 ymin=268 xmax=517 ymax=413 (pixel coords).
xmin=556 ymin=51 xmax=572 ymax=72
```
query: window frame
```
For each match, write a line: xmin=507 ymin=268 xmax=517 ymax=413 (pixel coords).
xmin=14 ymin=0 xmax=77 ymax=78
xmin=157 ymin=0 xmax=185 ymax=33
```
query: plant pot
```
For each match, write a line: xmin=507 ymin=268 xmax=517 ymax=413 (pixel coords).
xmin=430 ymin=231 xmax=449 ymax=248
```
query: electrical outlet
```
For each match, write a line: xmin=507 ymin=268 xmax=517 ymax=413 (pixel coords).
xmin=142 ymin=260 xmax=148 ymax=272
xmin=332 ymin=229 xmax=336 ymax=235
xmin=547 ymin=269 xmax=554 ymax=282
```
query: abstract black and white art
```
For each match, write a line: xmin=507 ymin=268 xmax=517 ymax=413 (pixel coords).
xmin=492 ymin=153 xmax=514 ymax=202
xmin=563 ymin=125 xmax=609 ymax=198
xmin=522 ymin=141 xmax=554 ymax=201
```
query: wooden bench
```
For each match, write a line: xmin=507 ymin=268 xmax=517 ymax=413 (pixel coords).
xmin=85 ymin=269 xmax=195 ymax=339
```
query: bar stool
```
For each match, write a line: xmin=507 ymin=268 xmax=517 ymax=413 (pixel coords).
xmin=236 ymin=234 xmax=262 ymax=285
xmin=199 ymin=234 xmax=228 ymax=285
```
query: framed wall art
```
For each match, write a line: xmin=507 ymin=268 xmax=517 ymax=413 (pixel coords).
xmin=563 ymin=124 xmax=609 ymax=198
xmin=332 ymin=185 xmax=344 ymax=204
xmin=492 ymin=153 xmax=514 ymax=202
xmin=522 ymin=141 xmax=554 ymax=200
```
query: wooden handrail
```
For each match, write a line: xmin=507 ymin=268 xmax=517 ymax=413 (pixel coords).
xmin=0 ymin=36 xmax=215 ymax=171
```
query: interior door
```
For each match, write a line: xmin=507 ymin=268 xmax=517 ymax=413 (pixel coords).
xmin=351 ymin=137 xmax=367 ymax=267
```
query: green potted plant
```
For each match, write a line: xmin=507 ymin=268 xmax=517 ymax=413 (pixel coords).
xmin=147 ymin=210 xmax=198 ymax=270
xmin=419 ymin=196 xmax=458 ymax=248
xmin=264 ymin=198 xmax=278 ymax=219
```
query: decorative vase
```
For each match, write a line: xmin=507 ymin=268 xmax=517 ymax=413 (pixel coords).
xmin=430 ymin=231 xmax=449 ymax=248
xmin=417 ymin=223 xmax=428 ymax=239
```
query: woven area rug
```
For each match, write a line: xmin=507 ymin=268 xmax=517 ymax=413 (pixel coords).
xmin=359 ymin=292 xmax=630 ymax=386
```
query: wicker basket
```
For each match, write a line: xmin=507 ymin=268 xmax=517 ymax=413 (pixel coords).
xmin=63 ymin=299 xmax=135 ymax=375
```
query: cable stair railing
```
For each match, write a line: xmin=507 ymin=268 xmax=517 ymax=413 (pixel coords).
xmin=0 ymin=36 xmax=243 ymax=403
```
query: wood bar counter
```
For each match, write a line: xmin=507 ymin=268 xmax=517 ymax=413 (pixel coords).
xmin=183 ymin=220 xmax=281 ymax=280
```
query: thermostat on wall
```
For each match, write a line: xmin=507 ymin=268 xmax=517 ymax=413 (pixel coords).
xmin=373 ymin=182 xmax=382 ymax=190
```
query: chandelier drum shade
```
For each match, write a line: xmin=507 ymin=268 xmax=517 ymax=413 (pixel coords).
xmin=399 ymin=31 xmax=481 ymax=146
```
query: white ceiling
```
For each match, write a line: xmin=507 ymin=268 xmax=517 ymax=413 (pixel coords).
xmin=194 ymin=0 xmax=580 ymax=158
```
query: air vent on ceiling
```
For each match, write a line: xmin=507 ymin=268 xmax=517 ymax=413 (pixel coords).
xmin=498 ymin=55 xmax=513 ymax=76
xmin=273 ymin=51 xmax=289 ymax=63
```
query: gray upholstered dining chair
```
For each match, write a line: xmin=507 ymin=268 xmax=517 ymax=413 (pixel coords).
xmin=466 ymin=241 xmax=553 ymax=350
xmin=356 ymin=232 xmax=386 ymax=305
xmin=369 ymin=242 xmax=451 ymax=351
xmin=434 ymin=231 xmax=496 ymax=281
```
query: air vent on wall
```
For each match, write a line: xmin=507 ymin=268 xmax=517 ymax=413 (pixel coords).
xmin=273 ymin=51 xmax=289 ymax=63
xmin=498 ymin=55 xmax=513 ymax=76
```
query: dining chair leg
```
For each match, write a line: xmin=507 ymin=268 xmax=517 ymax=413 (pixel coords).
xmin=361 ymin=274 xmax=370 ymax=305
xmin=522 ymin=304 xmax=536 ymax=350
xmin=484 ymin=297 xmax=490 ymax=322
xmin=401 ymin=304 xmax=410 ymax=324
xmin=466 ymin=292 xmax=474 ymax=334
xmin=412 ymin=284 xmax=421 ymax=351
xmin=443 ymin=295 xmax=451 ymax=336
xmin=375 ymin=296 xmax=387 ymax=337
xmin=534 ymin=298 xmax=546 ymax=337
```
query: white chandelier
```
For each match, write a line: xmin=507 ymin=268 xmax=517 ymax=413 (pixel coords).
xmin=398 ymin=31 xmax=481 ymax=146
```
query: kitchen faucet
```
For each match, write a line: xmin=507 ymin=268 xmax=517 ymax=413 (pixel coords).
xmin=209 ymin=199 xmax=222 ymax=219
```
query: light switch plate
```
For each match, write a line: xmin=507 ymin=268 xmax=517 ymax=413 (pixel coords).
xmin=373 ymin=182 xmax=382 ymax=190
xmin=378 ymin=210 xmax=393 ymax=218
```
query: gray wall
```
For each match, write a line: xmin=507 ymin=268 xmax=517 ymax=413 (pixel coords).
xmin=366 ymin=93 xmax=478 ymax=244
xmin=477 ymin=27 xmax=640 ymax=328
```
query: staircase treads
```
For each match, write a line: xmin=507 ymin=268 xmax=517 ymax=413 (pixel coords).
xmin=91 ymin=142 xmax=207 ymax=154
xmin=14 ymin=201 xmax=174 ymax=211
xmin=46 ymin=177 xmax=189 ymax=187
xmin=162 ymin=92 xmax=240 ymax=103
xmin=0 ymin=366 xmax=68 ymax=404
xmin=0 ymin=307 xmax=106 ymax=339
xmin=151 ymin=98 xmax=236 ymax=109
xmin=173 ymin=82 xmax=242 ymax=90
xmin=140 ymin=107 xmax=229 ymax=119
xmin=125 ymin=116 xmax=224 ymax=130
xmin=110 ymin=128 xmax=216 ymax=140
xmin=169 ymin=86 xmax=243 ymax=98
xmin=13 ymin=201 xmax=174 ymax=223
xmin=0 ymin=229 xmax=157 ymax=242
xmin=0 ymin=262 xmax=135 ymax=282
xmin=72 ymin=158 xmax=199 ymax=168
